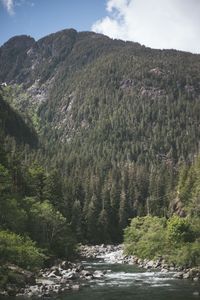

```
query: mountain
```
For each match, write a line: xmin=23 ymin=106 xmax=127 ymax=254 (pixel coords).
xmin=0 ymin=28 xmax=200 ymax=243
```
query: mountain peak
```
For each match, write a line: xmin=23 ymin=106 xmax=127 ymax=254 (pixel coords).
xmin=2 ymin=35 xmax=35 ymax=49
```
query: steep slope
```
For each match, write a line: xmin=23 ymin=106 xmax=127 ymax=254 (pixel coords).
xmin=0 ymin=93 xmax=76 ymax=269
xmin=0 ymin=29 xmax=200 ymax=242
xmin=0 ymin=91 xmax=38 ymax=147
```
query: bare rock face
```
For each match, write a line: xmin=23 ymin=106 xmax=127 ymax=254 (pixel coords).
xmin=0 ymin=35 xmax=35 ymax=84
xmin=149 ymin=67 xmax=163 ymax=76
xmin=170 ymin=197 xmax=187 ymax=217
xmin=120 ymin=79 xmax=136 ymax=89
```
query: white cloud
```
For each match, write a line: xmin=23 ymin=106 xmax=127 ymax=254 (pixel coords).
xmin=1 ymin=0 xmax=14 ymax=15
xmin=92 ymin=0 xmax=200 ymax=53
xmin=0 ymin=0 xmax=34 ymax=15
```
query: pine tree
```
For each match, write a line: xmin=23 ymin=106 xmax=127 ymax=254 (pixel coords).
xmin=98 ymin=208 xmax=110 ymax=243
xmin=119 ymin=188 xmax=129 ymax=235
xmin=71 ymin=199 xmax=83 ymax=241
xmin=85 ymin=194 xmax=99 ymax=243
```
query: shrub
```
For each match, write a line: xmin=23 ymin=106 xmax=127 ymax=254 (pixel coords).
xmin=0 ymin=230 xmax=45 ymax=270
xmin=167 ymin=215 xmax=195 ymax=243
xmin=124 ymin=216 xmax=167 ymax=259
xmin=124 ymin=215 xmax=200 ymax=267
xmin=24 ymin=198 xmax=76 ymax=258
xmin=167 ymin=241 xmax=200 ymax=268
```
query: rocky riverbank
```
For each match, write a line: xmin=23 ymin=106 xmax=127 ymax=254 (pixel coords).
xmin=79 ymin=244 xmax=200 ymax=282
xmin=0 ymin=260 xmax=106 ymax=297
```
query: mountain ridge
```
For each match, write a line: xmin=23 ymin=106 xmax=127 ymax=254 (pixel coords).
xmin=1 ymin=28 xmax=200 ymax=242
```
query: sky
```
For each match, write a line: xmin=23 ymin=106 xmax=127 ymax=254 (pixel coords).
xmin=0 ymin=0 xmax=200 ymax=54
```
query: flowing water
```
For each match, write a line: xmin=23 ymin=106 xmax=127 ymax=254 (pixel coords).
xmin=58 ymin=258 xmax=200 ymax=300
xmin=2 ymin=256 xmax=200 ymax=300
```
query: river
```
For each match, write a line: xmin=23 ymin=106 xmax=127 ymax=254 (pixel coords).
xmin=60 ymin=257 xmax=199 ymax=300
xmin=2 ymin=254 xmax=200 ymax=300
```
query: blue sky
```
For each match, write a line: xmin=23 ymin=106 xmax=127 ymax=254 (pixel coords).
xmin=0 ymin=0 xmax=107 ymax=45
xmin=1 ymin=0 xmax=200 ymax=53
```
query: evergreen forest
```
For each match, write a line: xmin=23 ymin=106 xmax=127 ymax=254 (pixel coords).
xmin=0 ymin=29 xmax=200 ymax=269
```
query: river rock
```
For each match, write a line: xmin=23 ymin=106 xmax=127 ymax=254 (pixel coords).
xmin=173 ymin=272 xmax=184 ymax=279
xmin=80 ymin=270 xmax=93 ymax=277
xmin=0 ymin=290 xmax=8 ymax=297
xmin=60 ymin=261 xmax=73 ymax=270
xmin=36 ymin=278 xmax=55 ymax=285
xmin=53 ymin=284 xmax=61 ymax=292
xmin=72 ymin=284 xmax=80 ymax=290
xmin=183 ymin=272 xmax=190 ymax=279
xmin=63 ymin=271 xmax=78 ymax=280
xmin=93 ymin=271 xmax=104 ymax=279
xmin=25 ymin=285 xmax=41 ymax=297
xmin=47 ymin=271 xmax=60 ymax=278
xmin=76 ymin=264 xmax=84 ymax=272
xmin=146 ymin=260 xmax=155 ymax=269
xmin=189 ymin=268 xmax=200 ymax=278
xmin=50 ymin=265 xmax=59 ymax=272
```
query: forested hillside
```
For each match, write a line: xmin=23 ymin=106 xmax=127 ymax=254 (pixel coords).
xmin=0 ymin=93 xmax=38 ymax=147
xmin=0 ymin=91 xmax=75 ymax=273
xmin=124 ymin=155 xmax=200 ymax=268
xmin=0 ymin=28 xmax=200 ymax=243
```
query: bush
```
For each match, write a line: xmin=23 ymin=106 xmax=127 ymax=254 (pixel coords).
xmin=166 ymin=241 xmax=200 ymax=268
xmin=124 ymin=215 xmax=200 ymax=267
xmin=124 ymin=216 xmax=167 ymax=259
xmin=167 ymin=215 xmax=195 ymax=243
xmin=24 ymin=198 xmax=77 ymax=258
xmin=0 ymin=230 xmax=45 ymax=270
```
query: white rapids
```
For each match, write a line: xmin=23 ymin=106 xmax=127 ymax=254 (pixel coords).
xmin=96 ymin=250 xmax=124 ymax=264
xmin=83 ymin=249 xmax=176 ymax=289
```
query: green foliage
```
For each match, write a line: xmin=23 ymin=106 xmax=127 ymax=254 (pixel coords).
xmin=0 ymin=163 xmax=27 ymax=232
xmin=178 ymin=156 xmax=200 ymax=216
xmin=0 ymin=163 xmax=11 ymax=193
xmin=98 ymin=209 xmax=110 ymax=243
xmin=71 ymin=200 xmax=83 ymax=241
xmin=0 ymin=123 xmax=76 ymax=264
xmin=0 ymin=231 xmax=44 ymax=270
xmin=124 ymin=216 xmax=200 ymax=267
xmin=27 ymin=165 xmax=46 ymax=201
xmin=0 ymin=93 xmax=38 ymax=147
xmin=28 ymin=199 xmax=66 ymax=243
xmin=1 ymin=198 xmax=27 ymax=232
xmin=84 ymin=194 xmax=100 ymax=243
xmin=167 ymin=242 xmax=200 ymax=267
xmin=124 ymin=216 xmax=167 ymax=259
xmin=25 ymin=198 xmax=76 ymax=257
xmin=167 ymin=215 xmax=195 ymax=243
